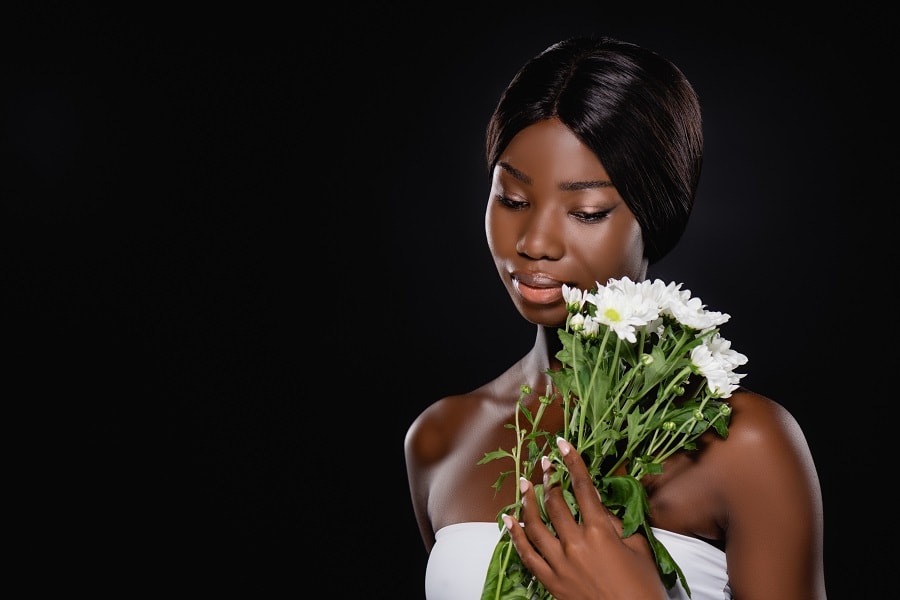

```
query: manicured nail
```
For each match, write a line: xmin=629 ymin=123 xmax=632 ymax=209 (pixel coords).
xmin=519 ymin=477 xmax=529 ymax=493
xmin=541 ymin=455 xmax=551 ymax=471
xmin=556 ymin=436 xmax=570 ymax=456
xmin=501 ymin=514 xmax=513 ymax=530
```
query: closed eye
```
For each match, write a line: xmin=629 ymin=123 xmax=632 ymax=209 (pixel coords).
xmin=495 ymin=194 xmax=527 ymax=210
xmin=572 ymin=210 xmax=610 ymax=223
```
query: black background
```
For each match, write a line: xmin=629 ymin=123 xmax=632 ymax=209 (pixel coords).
xmin=5 ymin=5 xmax=893 ymax=597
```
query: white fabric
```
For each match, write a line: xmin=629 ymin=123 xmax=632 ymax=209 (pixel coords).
xmin=425 ymin=522 xmax=732 ymax=600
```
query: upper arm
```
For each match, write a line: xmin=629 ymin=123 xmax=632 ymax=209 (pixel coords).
xmin=721 ymin=396 xmax=826 ymax=599
xmin=404 ymin=401 xmax=450 ymax=553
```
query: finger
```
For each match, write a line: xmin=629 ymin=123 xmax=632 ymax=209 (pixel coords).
xmin=517 ymin=476 xmax=565 ymax=562
xmin=555 ymin=437 xmax=616 ymax=531
xmin=501 ymin=481 xmax=556 ymax=583
xmin=502 ymin=513 xmax=557 ymax=586
xmin=538 ymin=454 xmax=582 ymax=540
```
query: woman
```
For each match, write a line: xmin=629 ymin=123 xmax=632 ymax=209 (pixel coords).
xmin=404 ymin=36 xmax=826 ymax=599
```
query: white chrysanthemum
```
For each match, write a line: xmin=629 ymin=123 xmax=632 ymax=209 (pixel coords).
xmin=581 ymin=314 xmax=600 ymax=338
xmin=587 ymin=283 xmax=658 ymax=343
xmin=626 ymin=279 xmax=679 ymax=338
xmin=603 ymin=277 xmax=663 ymax=322
xmin=706 ymin=333 xmax=749 ymax=371
xmin=637 ymin=279 xmax=680 ymax=308
xmin=603 ymin=276 xmax=639 ymax=294
xmin=663 ymin=287 xmax=730 ymax=332
xmin=569 ymin=312 xmax=585 ymax=332
xmin=562 ymin=284 xmax=585 ymax=313
xmin=582 ymin=289 xmax=602 ymax=311
xmin=607 ymin=277 xmax=666 ymax=299
xmin=690 ymin=334 xmax=748 ymax=397
xmin=641 ymin=316 xmax=666 ymax=339
xmin=650 ymin=279 xmax=688 ymax=311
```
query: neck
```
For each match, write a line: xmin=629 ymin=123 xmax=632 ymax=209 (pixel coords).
xmin=524 ymin=324 xmax=564 ymax=376
xmin=515 ymin=324 xmax=566 ymax=413
xmin=511 ymin=324 xmax=569 ymax=403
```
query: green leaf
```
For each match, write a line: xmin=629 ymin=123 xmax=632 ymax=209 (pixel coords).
xmin=586 ymin=370 xmax=612 ymax=424
xmin=643 ymin=524 xmax=689 ymax=595
xmin=480 ymin=536 xmax=536 ymax=600
xmin=478 ymin=449 xmax=514 ymax=464
xmin=519 ymin=402 xmax=535 ymax=425
xmin=638 ymin=344 xmax=675 ymax=392
xmin=490 ymin=470 xmax=514 ymax=496
xmin=601 ymin=475 xmax=649 ymax=537
xmin=710 ymin=416 xmax=730 ymax=437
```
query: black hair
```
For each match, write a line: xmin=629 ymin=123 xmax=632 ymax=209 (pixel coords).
xmin=486 ymin=36 xmax=703 ymax=264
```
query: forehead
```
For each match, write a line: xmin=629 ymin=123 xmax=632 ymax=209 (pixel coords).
xmin=499 ymin=117 xmax=609 ymax=182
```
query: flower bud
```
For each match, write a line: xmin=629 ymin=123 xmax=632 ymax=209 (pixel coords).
xmin=570 ymin=313 xmax=585 ymax=332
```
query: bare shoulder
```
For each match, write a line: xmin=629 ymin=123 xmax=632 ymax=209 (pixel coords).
xmin=404 ymin=389 xmax=490 ymax=469
xmin=718 ymin=388 xmax=816 ymax=468
xmin=713 ymin=387 xmax=823 ymax=542
xmin=712 ymin=391 xmax=826 ymax=596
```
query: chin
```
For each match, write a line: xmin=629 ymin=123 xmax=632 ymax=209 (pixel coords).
xmin=517 ymin=303 xmax=568 ymax=328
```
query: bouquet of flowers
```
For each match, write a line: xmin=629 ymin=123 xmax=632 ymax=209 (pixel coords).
xmin=479 ymin=276 xmax=748 ymax=599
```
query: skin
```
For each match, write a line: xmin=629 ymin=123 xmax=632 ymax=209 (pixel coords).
xmin=405 ymin=117 xmax=826 ymax=599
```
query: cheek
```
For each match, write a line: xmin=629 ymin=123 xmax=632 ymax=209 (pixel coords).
xmin=620 ymin=220 xmax=647 ymax=275
xmin=573 ymin=219 xmax=647 ymax=284
xmin=484 ymin=201 xmax=511 ymax=257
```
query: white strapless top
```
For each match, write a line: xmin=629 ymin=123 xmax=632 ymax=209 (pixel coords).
xmin=426 ymin=522 xmax=731 ymax=600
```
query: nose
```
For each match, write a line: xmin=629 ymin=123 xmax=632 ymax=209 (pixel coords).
xmin=516 ymin=208 xmax=564 ymax=260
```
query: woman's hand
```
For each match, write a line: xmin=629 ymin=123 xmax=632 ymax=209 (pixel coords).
xmin=501 ymin=437 xmax=668 ymax=600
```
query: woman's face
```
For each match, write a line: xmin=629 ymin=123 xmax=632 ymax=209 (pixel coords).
xmin=486 ymin=117 xmax=647 ymax=327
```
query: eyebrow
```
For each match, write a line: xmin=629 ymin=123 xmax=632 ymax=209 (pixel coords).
xmin=498 ymin=161 xmax=613 ymax=191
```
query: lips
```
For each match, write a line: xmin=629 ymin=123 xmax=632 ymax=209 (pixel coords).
xmin=512 ymin=272 xmax=566 ymax=305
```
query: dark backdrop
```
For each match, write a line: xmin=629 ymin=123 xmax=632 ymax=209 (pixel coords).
xmin=5 ymin=5 xmax=891 ymax=597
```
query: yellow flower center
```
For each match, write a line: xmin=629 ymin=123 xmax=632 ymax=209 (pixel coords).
xmin=604 ymin=308 xmax=621 ymax=322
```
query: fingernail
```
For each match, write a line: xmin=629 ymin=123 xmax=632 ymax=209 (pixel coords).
xmin=519 ymin=477 xmax=529 ymax=493
xmin=501 ymin=514 xmax=513 ymax=530
xmin=541 ymin=455 xmax=551 ymax=471
xmin=556 ymin=436 xmax=570 ymax=456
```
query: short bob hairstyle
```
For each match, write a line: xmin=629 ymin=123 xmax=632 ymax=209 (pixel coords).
xmin=486 ymin=36 xmax=703 ymax=265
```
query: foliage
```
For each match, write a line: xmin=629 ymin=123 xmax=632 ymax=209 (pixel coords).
xmin=479 ymin=277 xmax=748 ymax=599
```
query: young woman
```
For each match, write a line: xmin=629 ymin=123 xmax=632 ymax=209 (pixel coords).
xmin=404 ymin=36 xmax=826 ymax=599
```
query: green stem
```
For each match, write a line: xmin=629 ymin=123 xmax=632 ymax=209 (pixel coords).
xmin=577 ymin=327 xmax=611 ymax=450
xmin=493 ymin=539 xmax=516 ymax=600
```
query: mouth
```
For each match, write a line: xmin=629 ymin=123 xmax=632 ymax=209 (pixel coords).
xmin=511 ymin=272 xmax=566 ymax=305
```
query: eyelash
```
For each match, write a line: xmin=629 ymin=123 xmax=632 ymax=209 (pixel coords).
xmin=495 ymin=195 xmax=611 ymax=223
